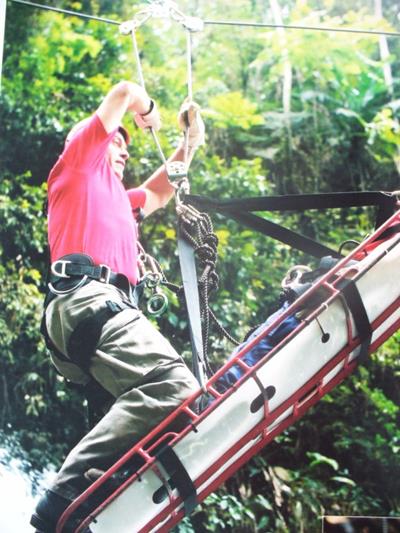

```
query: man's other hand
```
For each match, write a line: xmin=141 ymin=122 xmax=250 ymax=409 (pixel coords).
xmin=178 ymin=100 xmax=205 ymax=149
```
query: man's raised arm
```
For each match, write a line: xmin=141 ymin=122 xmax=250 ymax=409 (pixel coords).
xmin=97 ymin=81 xmax=160 ymax=133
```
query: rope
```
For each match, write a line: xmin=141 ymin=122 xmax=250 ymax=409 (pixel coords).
xmin=121 ymin=13 xmax=194 ymax=174
xmin=127 ymin=27 xmax=170 ymax=168
xmin=9 ymin=0 xmax=400 ymax=38
xmin=122 ymin=3 xmax=220 ymax=379
xmin=177 ymin=206 xmax=240 ymax=371
xmin=186 ymin=30 xmax=193 ymax=101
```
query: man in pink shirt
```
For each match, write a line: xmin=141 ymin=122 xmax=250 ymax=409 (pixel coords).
xmin=31 ymin=81 xmax=203 ymax=533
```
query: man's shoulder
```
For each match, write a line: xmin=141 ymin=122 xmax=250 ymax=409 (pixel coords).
xmin=57 ymin=114 xmax=112 ymax=171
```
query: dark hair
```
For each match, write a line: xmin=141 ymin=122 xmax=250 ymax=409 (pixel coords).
xmin=118 ymin=126 xmax=130 ymax=145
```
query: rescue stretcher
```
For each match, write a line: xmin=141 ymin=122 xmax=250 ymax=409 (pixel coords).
xmin=57 ymin=208 xmax=400 ymax=533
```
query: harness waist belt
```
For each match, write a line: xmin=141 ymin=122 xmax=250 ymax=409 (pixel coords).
xmin=48 ymin=253 xmax=133 ymax=300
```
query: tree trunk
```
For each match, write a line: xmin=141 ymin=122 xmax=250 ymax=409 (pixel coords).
xmin=269 ymin=0 xmax=293 ymax=177
xmin=0 ymin=0 xmax=7 ymax=93
xmin=374 ymin=0 xmax=393 ymax=93
xmin=374 ymin=0 xmax=400 ymax=175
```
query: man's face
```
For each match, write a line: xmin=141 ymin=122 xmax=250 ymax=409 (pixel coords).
xmin=107 ymin=131 xmax=129 ymax=180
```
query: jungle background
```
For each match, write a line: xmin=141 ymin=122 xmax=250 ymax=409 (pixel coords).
xmin=0 ymin=0 xmax=399 ymax=531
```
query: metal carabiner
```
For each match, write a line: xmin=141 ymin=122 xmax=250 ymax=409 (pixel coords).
xmin=145 ymin=272 xmax=161 ymax=289
xmin=119 ymin=8 xmax=153 ymax=34
xmin=175 ymin=178 xmax=190 ymax=206
xmin=166 ymin=160 xmax=187 ymax=181
xmin=147 ymin=291 xmax=169 ymax=317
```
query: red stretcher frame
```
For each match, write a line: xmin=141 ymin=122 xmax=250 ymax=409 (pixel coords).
xmin=57 ymin=206 xmax=400 ymax=533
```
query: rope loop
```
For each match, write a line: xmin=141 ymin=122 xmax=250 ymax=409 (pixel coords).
xmin=177 ymin=200 xmax=240 ymax=366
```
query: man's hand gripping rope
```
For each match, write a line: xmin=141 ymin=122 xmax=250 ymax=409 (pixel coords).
xmin=134 ymin=98 xmax=162 ymax=131
xmin=178 ymin=100 xmax=205 ymax=150
xmin=168 ymin=99 xmax=205 ymax=192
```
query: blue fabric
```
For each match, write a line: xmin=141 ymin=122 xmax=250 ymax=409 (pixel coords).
xmin=215 ymin=301 xmax=300 ymax=393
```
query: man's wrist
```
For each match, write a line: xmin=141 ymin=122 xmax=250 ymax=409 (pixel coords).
xmin=177 ymin=139 xmax=196 ymax=156
xmin=140 ymin=99 xmax=154 ymax=117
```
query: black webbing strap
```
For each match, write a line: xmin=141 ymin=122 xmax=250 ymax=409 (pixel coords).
xmin=184 ymin=191 xmax=398 ymax=258
xmin=67 ymin=300 xmax=133 ymax=372
xmin=224 ymin=209 xmax=341 ymax=258
xmin=186 ymin=191 xmax=397 ymax=219
xmin=156 ymin=444 xmax=198 ymax=515
xmin=177 ymin=230 xmax=208 ymax=387
xmin=337 ymin=279 xmax=372 ymax=363
xmin=66 ymin=299 xmax=136 ymax=426
xmin=41 ymin=300 xmax=130 ymax=428
xmin=52 ymin=262 xmax=111 ymax=279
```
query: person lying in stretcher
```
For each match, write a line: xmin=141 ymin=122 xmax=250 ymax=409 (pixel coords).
xmin=214 ymin=217 xmax=400 ymax=394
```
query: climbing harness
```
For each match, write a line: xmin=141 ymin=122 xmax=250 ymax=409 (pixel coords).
xmin=46 ymin=254 xmax=134 ymax=303
xmin=42 ymin=253 xmax=141 ymax=425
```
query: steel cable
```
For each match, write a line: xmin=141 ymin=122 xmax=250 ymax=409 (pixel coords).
xmin=10 ymin=0 xmax=400 ymax=38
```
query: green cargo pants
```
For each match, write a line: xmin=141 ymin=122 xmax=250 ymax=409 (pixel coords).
xmin=44 ymin=280 xmax=199 ymax=501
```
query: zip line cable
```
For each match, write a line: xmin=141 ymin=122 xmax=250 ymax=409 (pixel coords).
xmin=9 ymin=0 xmax=120 ymax=25
xmin=204 ymin=19 xmax=400 ymax=38
xmin=8 ymin=0 xmax=400 ymax=38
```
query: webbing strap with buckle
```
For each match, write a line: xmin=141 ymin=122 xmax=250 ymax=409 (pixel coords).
xmin=47 ymin=254 xmax=133 ymax=302
xmin=50 ymin=260 xmax=112 ymax=283
xmin=156 ymin=444 xmax=198 ymax=515
xmin=337 ymin=278 xmax=372 ymax=362
xmin=184 ymin=191 xmax=398 ymax=259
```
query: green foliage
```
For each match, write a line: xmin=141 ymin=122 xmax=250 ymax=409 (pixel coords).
xmin=206 ymin=92 xmax=264 ymax=130
xmin=1 ymin=0 xmax=400 ymax=529
xmin=366 ymin=107 xmax=400 ymax=172
xmin=0 ymin=172 xmax=87 ymax=474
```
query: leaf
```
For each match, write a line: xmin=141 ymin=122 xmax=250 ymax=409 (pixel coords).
xmin=331 ymin=476 xmax=356 ymax=486
xmin=307 ymin=452 xmax=339 ymax=471
xmin=335 ymin=108 xmax=364 ymax=124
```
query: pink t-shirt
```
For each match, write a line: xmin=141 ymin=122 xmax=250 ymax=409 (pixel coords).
xmin=47 ymin=114 xmax=146 ymax=284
